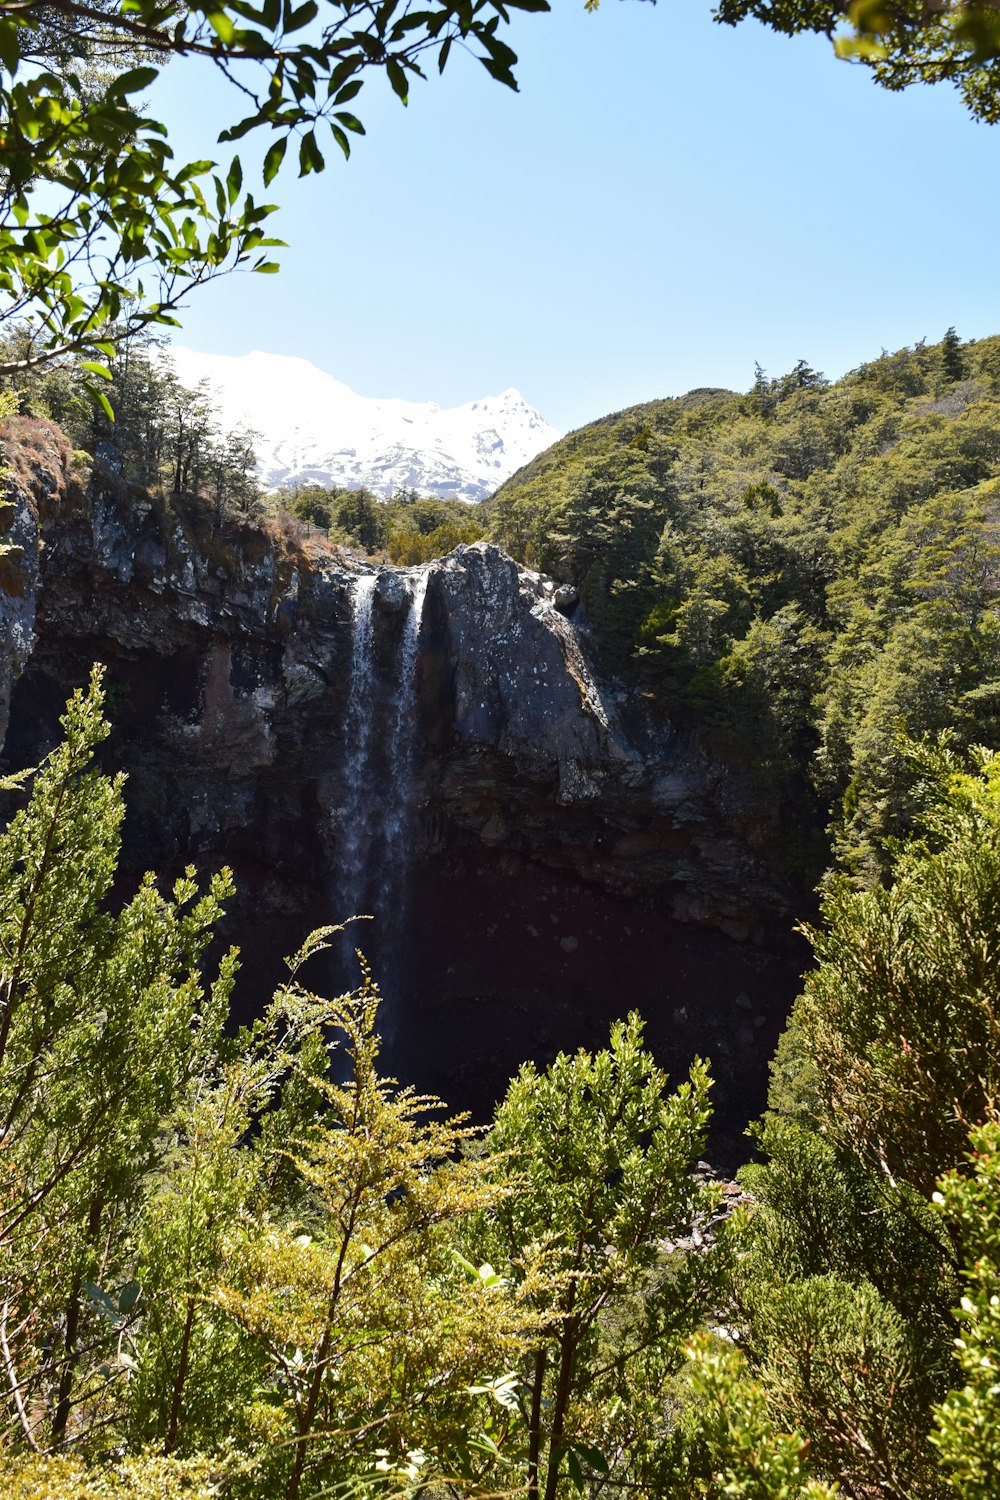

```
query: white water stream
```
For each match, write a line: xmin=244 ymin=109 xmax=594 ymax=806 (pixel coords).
xmin=334 ymin=569 xmax=429 ymax=1017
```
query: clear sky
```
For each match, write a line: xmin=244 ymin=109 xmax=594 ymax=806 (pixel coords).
xmin=151 ymin=1 xmax=1000 ymax=434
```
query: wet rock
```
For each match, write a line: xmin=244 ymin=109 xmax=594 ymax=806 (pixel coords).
xmin=374 ymin=571 xmax=408 ymax=612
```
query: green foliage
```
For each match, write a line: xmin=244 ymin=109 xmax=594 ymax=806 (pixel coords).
xmin=5 ymin=1453 xmax=222 ymax=1499
xmin=668 ymin=1335 xmax=836 ymax=1499
xmin=792 ymin=742 xmax=1000 ymax=1195
xmin=0 ymin=0 xmax=550 ymax=374
xmin=9 ymin=576 xmax=1000 ymax=1495
xmin=932 ymin=1120 xmax=1000 ymax=1499
xmin=0 ymin=327 xmax=262 ymax=516
xmin=280 ymin=481 xmax=484 ymax=560
xmin=478 ymin=1015 xmax=716 ymax=1500
xmin=729 ymin=1124 xmax=953 ymax=1495
xmin=6 ymin=587 xmax=1000 ymax=1500
xmin=0 ymin=666 xmax=237 ymax=1449
xmin=715 ymin=0 xmax=1000 ymax=125
xmin=0 ymin=680 xmax=550 ymax=1495
xmin=485 ymin=332 xmax=1000 ymax=870
xmin=213 ymin=968 xmax=539 ymax=1500
xmin=718 ymin=747 xmax=1000 ymax=1497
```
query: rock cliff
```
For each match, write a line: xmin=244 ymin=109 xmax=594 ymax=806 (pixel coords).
xmin=0 ymin=418 xmax=807 ymax=1148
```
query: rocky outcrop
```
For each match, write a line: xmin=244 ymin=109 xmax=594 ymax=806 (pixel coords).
xmin=0 ymin=420 xmax=808 ymax=1146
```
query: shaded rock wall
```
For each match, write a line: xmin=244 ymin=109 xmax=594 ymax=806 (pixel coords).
xmin=0 ymin=422 xmax=809 ymax=1145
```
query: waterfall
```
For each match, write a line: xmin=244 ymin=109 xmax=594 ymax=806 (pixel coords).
xmin=374 ymin=569 xmax=430 ymax=1002
xmin=335 ymin=572 xmax=378 ymax=969
xmin=334 ymin=568 xmax=429 ymax=1015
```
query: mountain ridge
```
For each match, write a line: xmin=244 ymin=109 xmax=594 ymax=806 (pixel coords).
xmin=166 ymin=346 xmax=562 ymax=502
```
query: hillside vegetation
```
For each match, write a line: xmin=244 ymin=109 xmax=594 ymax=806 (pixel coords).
xmin=1 ymin=676 xmax=1000 ymax=1499
xmin=484 ymin=331 xmax=1000 ymax=875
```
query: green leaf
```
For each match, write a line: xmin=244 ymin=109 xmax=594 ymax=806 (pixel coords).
xmin=387 ymin=57 xmax=409 ymax=104
xmin=845 ymin=0 xmax=892 ymax=34
xmin=834 ymin=33 xmax=888 ymax=59
xmin=298 ymin=130 xmax=324 ymax=175
xmin=78 ymin=361 xmax=112 ymax=381
xmin=566 ymin=1448 xmax=585 ymax=1491
xmin=262 ymin=136 xmax=286 ymax=185
xmin=953 ymin=6 xmax=1000 ymax=61
xmin=83 ymin=381 xmax=115 ymax=422
xmin=575 ymin=1444 xmax=609 ymax=1476
xmin=284 ymin=0 xmax=318 ymax=31
xmin=332 ymin=78 xmax=363 ymax=105
xmin=226 ymin=155 xmax=243 ymax=206
xmin=0 ymin=21 xmax=21 ymax=76
xmin=83 ymin=1282 xmax=118 ymax=1320
xmin=109 ymin=65 xmax=159 ymax=96
xmin=204 ymin=9 xmax=236 ymax=43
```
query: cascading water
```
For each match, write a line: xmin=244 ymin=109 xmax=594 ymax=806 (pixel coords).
xmin=335 ymin=572 xmax=378 ymax=973
xmin=333 ymin=567 xmax=429 ymax=1026
xmin=375 ymin=568 xmax=430 ymax=1005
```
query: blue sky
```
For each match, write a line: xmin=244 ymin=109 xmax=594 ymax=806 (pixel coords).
xmin=152 ymin=2 xmax=1000 ymax=433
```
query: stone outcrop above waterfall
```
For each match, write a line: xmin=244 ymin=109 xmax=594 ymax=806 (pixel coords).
xmin=0 ymin=422 xmax=807 ymax=1145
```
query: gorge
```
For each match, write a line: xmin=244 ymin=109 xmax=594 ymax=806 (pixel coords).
xmin=0 ymin=415 xmax=808 ymax=1153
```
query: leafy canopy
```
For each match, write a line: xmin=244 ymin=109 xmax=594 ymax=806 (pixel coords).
xmin=0 ymin=0 xmax=550 ymax=393
xmin=715 ymin=0 xmax=1000 ymax=123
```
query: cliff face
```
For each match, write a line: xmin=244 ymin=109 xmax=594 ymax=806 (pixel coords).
xmin=0 ymin=419 xmax=807 ymax=1146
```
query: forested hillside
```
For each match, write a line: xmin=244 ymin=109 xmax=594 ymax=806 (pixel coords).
xmin=484 ymin=331 xmax=1000 ymax=876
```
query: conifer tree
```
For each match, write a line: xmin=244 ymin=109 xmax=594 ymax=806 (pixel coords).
xmin=941 ymin=326 xmax=965 ymax=385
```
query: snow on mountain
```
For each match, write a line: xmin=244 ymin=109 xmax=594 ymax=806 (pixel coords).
xmin=166 ymin=347 xmax=562 ymax=503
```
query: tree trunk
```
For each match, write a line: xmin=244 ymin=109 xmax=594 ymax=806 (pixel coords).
xmin=527 ymin=1346 xmax=546 ymax=1500
xmin=543 ymin=1323 xmax=578 ymax=1500
xmin=164 ymin=1293 xmax=197 ymax=1454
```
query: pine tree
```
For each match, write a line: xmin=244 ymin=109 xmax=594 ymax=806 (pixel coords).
xmin=941 ymin=326 xmax=965 ymax=383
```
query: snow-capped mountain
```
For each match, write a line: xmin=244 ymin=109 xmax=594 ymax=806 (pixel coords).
xmin=166 ymin=347 xmax=562 ymax=502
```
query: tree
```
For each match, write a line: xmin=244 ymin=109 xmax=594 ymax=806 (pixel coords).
xmin=931 ymin=1119 xmax=1000 ymax=1500
xmin=714 ymin=740 xmax=1000 ymax=1497
xmin=205 ymin=959 xmax=541 ymax=1500
xmin=668 ymin=1334 xmax=837 ymax=1499
xmin=715 ymin=0 xmax=1000 ymax=124
xmin=0 ymin=0 xmax=551 ymax=386
xmin=477 ymin=1015 xmax=716 ymax=1500
xmin=788 ymin=740 xmax=1000 ymax=1197
xmin=0 ymin=666 xmax=238 ymax=1449
xmin=942 ymin=325 xmax=966 ymax=384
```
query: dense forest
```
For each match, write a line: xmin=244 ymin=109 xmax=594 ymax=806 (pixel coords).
xmin=484 ymin=329 xmax=1000 ymax=881
xmin=1 ymin=332 xmax=1000 ymax=1497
